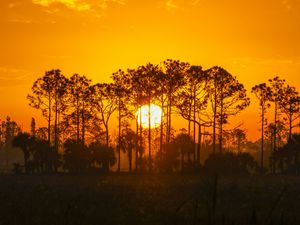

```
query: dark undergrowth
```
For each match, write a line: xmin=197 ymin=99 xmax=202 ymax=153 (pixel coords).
xmin=0 ymin=174 xmax=300 ymax=225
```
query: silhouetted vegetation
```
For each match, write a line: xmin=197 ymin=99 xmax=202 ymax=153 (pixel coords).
xmin=203 ymin=152 xmax=258 ymax=175
xmin=0 ymin=59 xmax=298 ymax=176
xmin=1 ymin=59 xmax=300 ymax=225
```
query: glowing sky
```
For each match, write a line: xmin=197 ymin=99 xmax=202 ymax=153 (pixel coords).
xmin=1 ymin=0 xmax=300 ymax=140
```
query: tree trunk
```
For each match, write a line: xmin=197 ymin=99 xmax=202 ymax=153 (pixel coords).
xmin=160 ymin=98 xmax=164 ymax=169
xmin=166 ymin=101 xmax=169 ymax=144
xmin=118 ymin=97 xmax=121 ymax=172
xmin=219 ymin=86 xmax=224 ymax=153
xmin=148 ymin=102 xmax=152 ymax=172
xmin=193 ymin=90 xmax=196 ymax=162
xmin=129 ymin=148 xmax=132 ymax=173
xmin=54 ymin=100 xmax=58 ymax=154
xmin=213 ymin=87 xmax=217 ymax=153
xmin=135 ymin=115 xmax=139 ymax=172
xmin=81 ymin=101 xmax=85 ymax=145
xmin=76 ymin=92 xmax=80 ymax=143
xmin=48 ymin=93 xmax=51 ymax=148
xmin=261 ymin=103 xmax=264 ymax=171
xmin=139 ymin=108 xmax=143 ymax=171
xmin=105 ymin=125 xmax=109 ymax=147
xmin=197 ymin=123 xmax=201 ymax=165
xmin=273 ymin=101 xmax=278 ymax=174
xmin=289 ymin=109 xmax=292 ymax=141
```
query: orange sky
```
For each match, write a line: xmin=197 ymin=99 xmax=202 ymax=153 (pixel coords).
xmin=1 ymin=0 xmax=300 ymax=140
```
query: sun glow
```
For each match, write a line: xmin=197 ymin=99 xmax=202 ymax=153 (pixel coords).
xmin=137 ymin=104 xmax=163 ymax=129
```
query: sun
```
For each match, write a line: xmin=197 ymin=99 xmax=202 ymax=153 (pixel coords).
xmin=137 ymin=104 xmax=163 ymax=128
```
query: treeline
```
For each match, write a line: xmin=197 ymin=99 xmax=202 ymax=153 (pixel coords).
xmin=1 ymin=59 xmax=299 ymax=175
xmin=252 ymin=77 xmax=300 ymax=174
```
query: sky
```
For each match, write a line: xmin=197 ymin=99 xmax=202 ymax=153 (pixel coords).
xmin=1 ymin=0 xmax=300 ymax=140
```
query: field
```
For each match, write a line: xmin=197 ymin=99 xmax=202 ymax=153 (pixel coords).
xmin=0 ymin=174 xmax=300 ymax=225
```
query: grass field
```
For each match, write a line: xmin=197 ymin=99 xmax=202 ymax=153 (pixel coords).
xmin=0 ymin=174 xmax=300 ymax=225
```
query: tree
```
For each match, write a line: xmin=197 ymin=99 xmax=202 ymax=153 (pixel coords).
xmin=206 ymin=66 xmax=250 ymax=153
xmin=275 ymin=134 xmax=300 ymax=175
xmin=111 ymin=69 xmax=131 ymax=172
xmin=173 ymin=132 xmax=195 ymax=172
xmin=89 ymin=142 xmax=116 ymax=173
xmin=175 ymin=65 xmax=210 ymax=164
xmin=30 ymin=118 xmax=36 ymax=137
xmin=204 ymin=152 xmax=257 ymax=175
xmin=90 ymin=83 xmax=117 ymax=147
xmin=132 ymin=63 xmax=161 ymax=172
xmin=1 ymin=116 xmax=20 ymax=146
xmin=231 ymin=128 xmax=247 ymax=153
xmin=27 ymin=69 xmax=68 ymax=153
xmin=252 ymin=83 xmax=272 ymax=170
xmin=268 ymin=76 xmax=286 ymax=173
xmin=162 ymin=59 xmax=189 ymax=144
xmin=30 ymin=137 xmax=51 ymax=173
xmin=265 ymin=121 xmax=288 ymax=173
xmin=12 ymin=132 xmax=32 ymax=173
xmin=126 ymin=68 xmax=147 ymax=172
xmin=156 ymin=141 xmax=180 ymax=173
xmin=63 ymin=139 xmax=89 ymax=173
xmin=67 ymin=74 xmax=94 ymax=145
xmin=279 ymin=85 xmax=300 ymax=140
xmin=119 ymin=128 xmax=139 ymax=173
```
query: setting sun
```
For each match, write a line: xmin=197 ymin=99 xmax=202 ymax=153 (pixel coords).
xmin=137 ymin=104 xmax=163 ymax=129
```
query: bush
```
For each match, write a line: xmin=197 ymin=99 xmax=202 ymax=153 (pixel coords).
xmin=203 ymin=152 xmax=257 ymax=175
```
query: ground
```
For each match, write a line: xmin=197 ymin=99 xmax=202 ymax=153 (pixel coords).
xmin=0 ymin=174 xmax=300 ymax=225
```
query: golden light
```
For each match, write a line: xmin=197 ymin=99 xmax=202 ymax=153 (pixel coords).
xmin=137 ymin=104 xmax=163 ymax=128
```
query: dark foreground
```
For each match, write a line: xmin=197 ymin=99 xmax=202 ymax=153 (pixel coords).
xmin=0 ymin=174 xmax=300 ymax=225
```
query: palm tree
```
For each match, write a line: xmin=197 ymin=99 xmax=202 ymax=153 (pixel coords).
xmin=90 ymin=142 xmax=116 ymax=173
xmin=12 ymin=132 xmax=32 ymax=174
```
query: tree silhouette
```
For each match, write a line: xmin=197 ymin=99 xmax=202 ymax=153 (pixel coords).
xmin=90 ymin=83 xmax=117 ymax=147
xmin=175 ymin=65 xmax=209 ymax=164
xmin=133 ymin=63 xmax=161 ymax=172
xmin=252 ymin=83 xmax=272 ymax=171
xmin=27 ymin=69 xmax=68 ymax=153
xmin=89 ymin=142 xmax=116 ymax=173
xmin=172 ymin=132 xmax=195 ymax=172
xmin=63 ymin=139 xmax=89 ymax=173
xmin=111 ymin=69 xmax=131 ymax=172
xmin=119 ymin=128 xmax=138 ymax=173
xmin=67 ymin=74 xmax=94 ymax=145
xmin=279 ymin=85 xmax=300 ymax=140
xmin=12 ymin=132 xmax=31 ymax=174
xmin=162 ymin=59 xmax=189 ymax=145
xmin=30 ymin=118 xmax=36 ymax=137
xmin=268 ymin=76 xmax=286 ymax=173
xmin=231 ymin=128 xmax=247 ymax=153
xmin=265 ymin=121 xmax=288 ymax=173
xmin=206 ymin=67 xmax=250 ymax=153
xmin=275 ymin=134 xmax=300 ymax=174
xmin=1 ymin=116 xmax=20 ymax=146
xmin=126 ymin=68 xmax=147 ymax=171
xmin=30 ymin=137 xmax=51 ymax=173
xmin=204 ymin=152 xmax=257 ymax=175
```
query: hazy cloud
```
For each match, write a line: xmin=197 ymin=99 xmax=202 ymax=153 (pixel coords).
xmin=282 ymin=0 xmax=292 ymax=10
xmin=0 ymin=67 xmax=29 ymax=87
xmin=32 ymin=0 xmax=91 ymax=11
xmin=165 ymin=0 xmax=179 ymax=10
xmin=99 ymin=0 xmax=126 ymax=9
xmin=32 ymin=0 xmax=126 ymax=11
xmin=191 ymin=0 xmax=201 ymax=6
